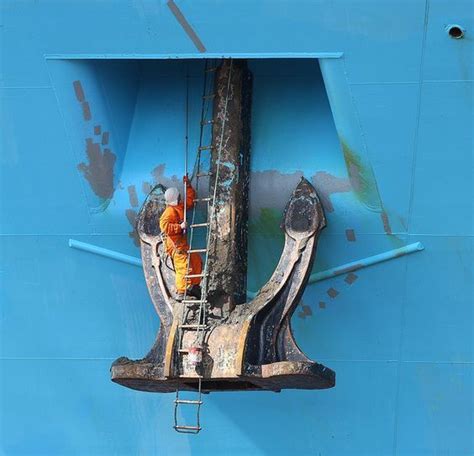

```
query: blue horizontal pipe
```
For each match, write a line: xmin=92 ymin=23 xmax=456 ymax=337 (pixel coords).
xmin=68 ymin=239 xmax=142 ymax=267
xmin=247 ymin=242 xmax=424 ymax=299
xmin=308 ymin=241 xmax=424 ymax=283
xmin=69 ymin=239 xmax=424 ymax=298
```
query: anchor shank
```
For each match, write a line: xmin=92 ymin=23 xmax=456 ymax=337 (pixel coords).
xmin=207 ymin=59 xmax=253 ymax=311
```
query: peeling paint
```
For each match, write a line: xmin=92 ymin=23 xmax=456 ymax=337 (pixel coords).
xmin=73 ymin=80 xmax=85 ymax=102
xmin=297 ymin=304 xmax=313 ymax=319
xmin=82 ymin=102 xmax=92 ymax=121
xmin=94 ymin=125 xmax=101 ymax=135
xmin=319 ymin=301 xmax=326 ymax=309
xmin=345 ymin=228 xmax=356 ymax=242
xmin=345 ymin=272 xmax=358 ymax=285
xmin=77 ymin=138 xmax=116 ymax=201
xmin=127 ymin=185 xmax=139 ymax=208
xmin=152 ymin=164 xmax=181 ymax=189
xmin=142 ymin=181 xmax=152 ymax=195
xmin=101 ymin=131 xmax=110 ymax=145
xmin=327 ymin=287 xmax=339 ymax=298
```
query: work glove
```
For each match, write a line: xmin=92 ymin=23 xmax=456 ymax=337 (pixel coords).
xmin=183 ymin=174 xmax=189 ymax=184
xmin=180 ymin=221 xmax=187 ymax=230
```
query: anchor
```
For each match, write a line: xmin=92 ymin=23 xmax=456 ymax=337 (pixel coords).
xmin=111 ymin=59 xmax=335 ymax=431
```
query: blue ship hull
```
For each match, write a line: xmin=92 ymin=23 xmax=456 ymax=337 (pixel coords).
xmin=1 ymin=1 xmax=472 ymax=454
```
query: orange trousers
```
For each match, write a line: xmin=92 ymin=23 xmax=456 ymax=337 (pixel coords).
xmin=172 ymin=250 xmax=203 ymax=293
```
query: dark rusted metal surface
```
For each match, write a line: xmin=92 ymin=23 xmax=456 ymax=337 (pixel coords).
xmin=207 ymin=59 xmax=252 ymax=313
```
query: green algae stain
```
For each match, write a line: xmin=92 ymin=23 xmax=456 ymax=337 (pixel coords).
xmin=247 ymin=208 xmax=285 ymax=290
xmin=341 ymin=139 xmax=382 ymax=212
xmin=248 ymin=207 xmax=285 ymax=238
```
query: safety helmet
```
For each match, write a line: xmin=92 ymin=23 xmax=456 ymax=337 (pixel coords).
xmin=164 ymin=187 xmax=180 ymax=206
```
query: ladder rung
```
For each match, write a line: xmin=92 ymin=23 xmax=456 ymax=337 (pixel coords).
xmin=201 ymin=120 xmax=214 ymax=126
xmin=190 ymin=223 xmax=209 ymax=228
xmin=196 ymin=172 xmax=211 ymax=178
xmin=178 ymin=348 xmax=189 ymax=353
xmin=188 ymin=248 xmax=207 ymax=253
xmin=179 ymin=324 xmax=208 ymax=330
xmin=175 ymin=399 xmax=203 ymax=405
xmin=174 ymin=425 xmax=201 ymax=432
xmin=193 ymin=197 xmax=211 ymax=203
xmin=183 ymin=299 xmax=208 ymax=304
xmin=184 ymin=273 xmax=208 ymax=278
xmin=198 ymin=145 xmax=214 ymax=151
xmin=202 ymin=94 xmax=215 ymax=100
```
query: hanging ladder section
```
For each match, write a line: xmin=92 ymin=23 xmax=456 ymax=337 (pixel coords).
xmin=173 ymin=60 xmax=219 ymax=434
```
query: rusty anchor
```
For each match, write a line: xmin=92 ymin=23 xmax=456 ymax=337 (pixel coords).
xmin=111 ymin=60 xmax=335 ymax=423
xmin=111 ymin=177 xmax=334 ymax=392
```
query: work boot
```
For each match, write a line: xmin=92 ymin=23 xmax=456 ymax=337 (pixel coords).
xmin=186 ymin=285 xmax=202 ymax=300
xmin=175 ymin=292 xmax=185 ymax=301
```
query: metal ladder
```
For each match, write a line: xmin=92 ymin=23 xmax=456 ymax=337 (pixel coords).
xmin=173 ymin=60 xmax=218 ymax=434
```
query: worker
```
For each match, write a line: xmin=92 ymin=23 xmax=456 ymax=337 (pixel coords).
xmin=159 ymin=175 xmax=203 ymax=301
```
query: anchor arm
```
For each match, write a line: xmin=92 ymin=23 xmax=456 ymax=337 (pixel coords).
xmin=236 ymin=178 xmax=326 ymax=370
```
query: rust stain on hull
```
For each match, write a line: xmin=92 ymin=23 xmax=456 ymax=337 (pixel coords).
xmin=82 ymin=102 xmax=92 ymax=121
xmin=297 ymin=304 xmax=313 ymax=319
xmin=127 ymin=185 xmax=139 ymax=208
xmin=345 ymin=228 xmax=356 ymax=242
xmin=345 ymin=272 xmax=358 ymax=285
xmin=73 ymin=80 xmax=85 ymax=102
xmin=77 ymin=138 xmax=116 ymax=200
xmin=101 ymin=131 xmax=110 ymax=145
xmin=381 ymin=210 xmax=393 ymax=235
xmin=327 ymin=287 xmax=339 ymax=299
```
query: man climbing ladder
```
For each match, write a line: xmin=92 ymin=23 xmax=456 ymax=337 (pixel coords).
xmin=159 ymin=175 xmax=202 ymax=301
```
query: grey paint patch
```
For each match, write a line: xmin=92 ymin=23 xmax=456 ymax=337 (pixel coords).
xmin=128 ymin=185 xmax=139 ymax=208
xmin=311 ymin=171 xmax=351 ymax=213
xmin=77 ymin=138 xmax=116 ymax=200
xmin=125 ymin=209 xmax=140 ymax=246
xmin=249 ymin=170 xmax=303 ymax=219
xmin=101 ymin=131 xmax=110 ymax=145
xmin=167 ymin=0 xmax=206 ymax=53
xmin=82 ymin=102 xmax=91 ymax=121
xmin=345 ymin=273 xmax=358 ymax=285
xmin=152 ymin=164 xmax=181 ymax=190
xmin=145 ymin=166 xmax=352 ymax=219
xmin=142 ymin=181 xmax=152 ymax=195
xmin=249 ymin=169 xmax=352 ymax=217
xmin=345 ymin=229 xmax=356 ymax=242
xmin=94 ymin=125 xmax=101 ymax=135
xmin=73 ymin=80 xmax=85 ymax=102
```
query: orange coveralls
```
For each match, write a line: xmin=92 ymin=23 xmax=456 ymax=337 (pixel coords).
xmin=159 ymin=180 xmax=203 ymax=293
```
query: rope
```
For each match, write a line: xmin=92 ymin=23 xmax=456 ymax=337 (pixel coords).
xmin=184 ymin=63 xmax=189 ymax=226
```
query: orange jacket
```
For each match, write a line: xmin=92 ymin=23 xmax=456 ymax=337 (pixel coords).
xmin=159 ymin=180 xmax=196 ymax=255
